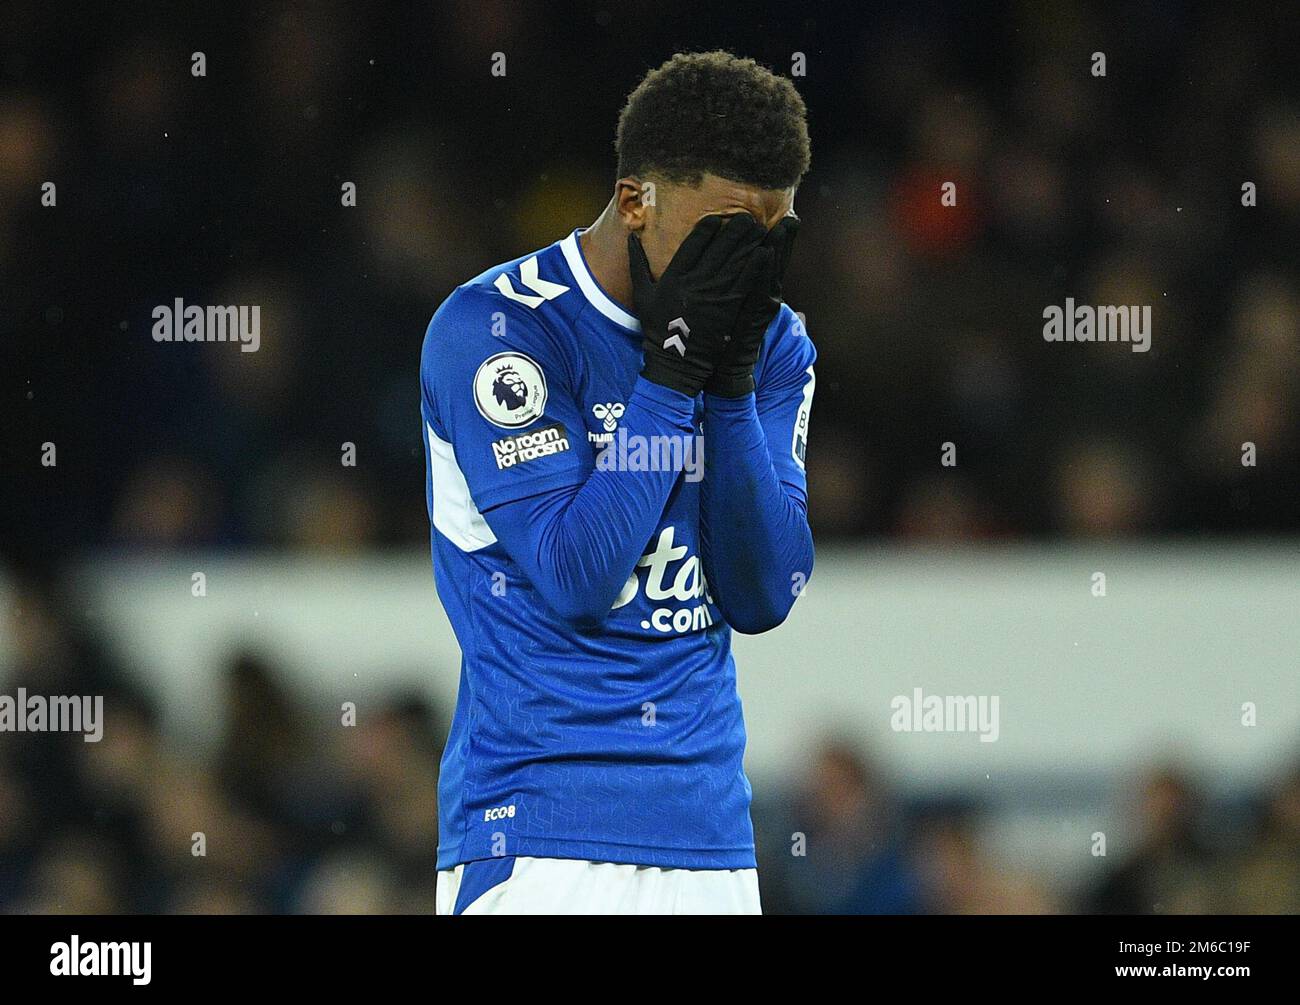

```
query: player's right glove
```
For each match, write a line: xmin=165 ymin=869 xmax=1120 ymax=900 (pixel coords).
xmin=629 ymin=212 xmax=769 ymax=398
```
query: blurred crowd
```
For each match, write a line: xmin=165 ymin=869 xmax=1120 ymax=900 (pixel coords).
xmin=2 ymin=580 xmax=1298 ymax=915
xmin=4 ymin=2 xmax=1299 ymax=567
xmin=756 ymin=744 xmax=1300 ymax=915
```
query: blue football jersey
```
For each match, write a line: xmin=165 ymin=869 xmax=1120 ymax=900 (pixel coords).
xmin=420 ymin=229 xmax=815 ymax=870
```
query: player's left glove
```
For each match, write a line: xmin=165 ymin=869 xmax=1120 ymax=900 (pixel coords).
xmin=704 ymin=214 xmax=800 ymax=398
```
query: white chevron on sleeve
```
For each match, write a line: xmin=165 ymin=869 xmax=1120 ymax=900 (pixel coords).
xmin=493 ymin=256 xmax=570 ymax=308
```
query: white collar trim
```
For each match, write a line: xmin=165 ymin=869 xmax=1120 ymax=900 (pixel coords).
xmin=560 ymin=230 xmax=640 ymax=332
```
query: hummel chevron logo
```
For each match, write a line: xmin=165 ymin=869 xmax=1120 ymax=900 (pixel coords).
xmin=664 ymin=317 xmax=690 ymax=356
xmin=494 ymin=257 xmax=570 ymax=308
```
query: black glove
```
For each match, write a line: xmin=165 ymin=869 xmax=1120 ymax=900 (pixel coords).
xmin=705 ymin=214 xmax=800 ymax=398
xmin=629 ymin=212 xmax=768 ymax=398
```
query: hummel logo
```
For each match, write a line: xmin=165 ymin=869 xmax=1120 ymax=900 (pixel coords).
xmin=592 ymin=402 xmax=625 ymax=431
xmin=589 ymin=402 xmax=624 ymax=444
xmin=664 ymin=317 xmax=690 ymax=356
xmin=494 ymin=257 xmax=570 ymax=308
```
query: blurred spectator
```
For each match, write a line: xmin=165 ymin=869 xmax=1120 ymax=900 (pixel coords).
xmin=912 ymin=807 xmax=1056 ymax=914
xmin=759 ymin=742 xmax=924 ymax=914
xmin=1228 ymin=762 xmax=1300 ymax=914
xmin=1082 ymin=767 xmax=1222 ymax=914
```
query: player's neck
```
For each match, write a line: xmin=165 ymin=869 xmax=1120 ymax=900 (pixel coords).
xmin=578 ymin=201 xmax=636 ymax=315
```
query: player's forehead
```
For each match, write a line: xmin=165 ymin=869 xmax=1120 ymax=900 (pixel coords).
xmin=671 ymin=173 xmax=794 ymax=230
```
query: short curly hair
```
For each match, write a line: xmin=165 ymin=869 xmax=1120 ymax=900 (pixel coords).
xmin=615 ymin=51 xmax=810 ymax=190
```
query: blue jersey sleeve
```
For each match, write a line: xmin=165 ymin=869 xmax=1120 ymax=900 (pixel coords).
xmin=422 ymin=283 xmax=701 ymax=627
xmin=485 ymin=376 xmax=699 ymax=627
xmin=421 ymin=286 xmax=588 ymax=513
xmin=700 ymin=305 xmax=817 ymax=634
xmin=755 ymin=307 xmax=816 ymax=503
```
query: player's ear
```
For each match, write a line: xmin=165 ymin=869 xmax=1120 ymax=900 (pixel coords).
xmin=615 ymin=177 xmax=654 ymax=233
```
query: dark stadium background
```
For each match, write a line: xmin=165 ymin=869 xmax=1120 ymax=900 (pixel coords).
xmin=1 ymin=1 xmax=1297 ymax=914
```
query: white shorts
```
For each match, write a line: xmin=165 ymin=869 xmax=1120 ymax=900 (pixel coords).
xmin=436 ymin=856 xmax=761 ymax=915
